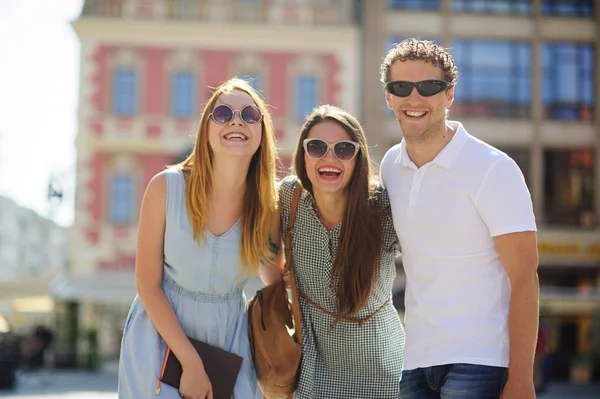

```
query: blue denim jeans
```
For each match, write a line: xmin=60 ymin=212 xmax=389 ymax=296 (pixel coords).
xmin=399 ymin=363 xmax=508 ymax=399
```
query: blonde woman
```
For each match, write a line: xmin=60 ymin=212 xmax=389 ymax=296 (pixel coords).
xmin=118 ymin=78 xmax=279 ymax=399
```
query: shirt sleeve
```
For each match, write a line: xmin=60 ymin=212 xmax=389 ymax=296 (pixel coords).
xmin=378 ymin=188 xmax=400 ymax=254
xmin=475 ymin=157 xmax=537 ymax=237
xmin=379 ymin=148 xmax=392 ymax=190
xmin=278 ymin=175 xmax=298 ymax=243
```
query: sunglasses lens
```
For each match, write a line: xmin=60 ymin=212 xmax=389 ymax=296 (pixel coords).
xmin=387 ymin=81 xmax=413 ymax=97
xmin=212 ymin=105 xmax=232 ymax=124
xmin=241 ymin=105 xmax=262 ymax=125
xmin=417 ymin=81 xmax=446 ymax=96
xmin=334 ymin=142 xmax=357 ymax=161
xmin=306 ymin=139 xmax=328 ymax=159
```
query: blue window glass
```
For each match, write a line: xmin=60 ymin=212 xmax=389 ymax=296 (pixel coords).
xmin=109 ymin=176 xmax=135 ymax=224
xmin=170 ymin=0 xmax=197 ymax=19
xmin=171 ymin=72 xmax=196 ymax=119
xmin=240 ymin=73 xmax=261 ymax=92
xmin=112 ymin=68 xmax=137 ymax=117
xmin=295 ymin=76 xmax=318 ymax=122
xmin=542 ymin=43 xmax=594 ymax=121
xmin=543 ymin=0 xmax=593 ymax=17
xmin=388 ymin=0 xmax=440 ymax=10
xmin=452 ymin=40 xmax=531 ymax=118
xmin=453 ymin=0 xmax=531 ymax=15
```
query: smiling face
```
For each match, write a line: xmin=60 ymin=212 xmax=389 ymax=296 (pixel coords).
xmin=385 ymin=59 xmax=454 ymax=142
xmin=304 ymin=120 xmax=357 ymax=196
xmin=207 ymin=90 xmax=262 ymax=158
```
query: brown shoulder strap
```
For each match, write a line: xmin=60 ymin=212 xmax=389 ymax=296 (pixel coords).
xmin=286 ymin=183 xmax=303 ymax=345
xmin=288 ymin=184 xmax=302 ymax=232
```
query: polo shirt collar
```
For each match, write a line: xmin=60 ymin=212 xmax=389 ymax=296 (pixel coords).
xmin=394 ymin=121 xmax=468 ymax=169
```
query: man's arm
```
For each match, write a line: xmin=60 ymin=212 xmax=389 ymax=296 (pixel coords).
xmin=496 ymin=230 xmax=539 ymax=398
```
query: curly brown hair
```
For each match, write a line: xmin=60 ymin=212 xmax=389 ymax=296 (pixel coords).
xmin=380 ymin=38 xmax=458 ymax=87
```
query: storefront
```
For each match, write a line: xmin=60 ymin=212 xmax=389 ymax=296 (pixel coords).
xmin=537 ymin=230 xmax=600 ymax=383
xmin=50 ymin=271 xmax=137 ymax=367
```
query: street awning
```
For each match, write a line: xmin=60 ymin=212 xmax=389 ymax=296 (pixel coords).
xmin=51 ymin=272 xmax=137 ymax=304
xmin=0 ymin=276 xmax=55 ymax=299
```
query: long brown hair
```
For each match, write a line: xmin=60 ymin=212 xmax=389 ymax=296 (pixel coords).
xmin=178 ymin=77 xmax=279 ymax=275
xmin=292 ymin=105 xmax=383 ymax=315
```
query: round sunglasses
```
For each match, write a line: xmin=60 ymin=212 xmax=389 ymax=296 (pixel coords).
xmin=210 ymin=104 xmax=263 ymax=125
xmin=385 ymin=80 xmax=451 ymax=97
xmin=303 ymin=138 xmax=360 ymax=161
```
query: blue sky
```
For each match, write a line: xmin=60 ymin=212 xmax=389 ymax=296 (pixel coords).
xmin=0 ymin=0 xmax=83 ymax=226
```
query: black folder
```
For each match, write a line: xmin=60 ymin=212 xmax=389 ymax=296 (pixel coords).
xmin=160 ymin=337 xmax=243 ymax=399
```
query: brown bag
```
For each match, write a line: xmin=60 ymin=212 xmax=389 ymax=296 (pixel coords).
xmin=248 ymin=184 xmax=303 ymax=399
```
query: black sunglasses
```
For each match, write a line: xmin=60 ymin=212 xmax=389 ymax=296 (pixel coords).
xmin=386 ymin=80 xmax=451 ymax=97
xmin=210 ymin=104 xmax=263 ymax=125
xmin=303 ymin=138 xmax=360 ymax=161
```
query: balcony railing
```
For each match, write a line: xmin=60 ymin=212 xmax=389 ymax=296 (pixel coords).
xmin=545 ymin=103 xmax=594 ymax=122
xmin=452 ymin=101 xmax=531 ymax=119
xmin=81 ymin=0 xmax=354 ymax=26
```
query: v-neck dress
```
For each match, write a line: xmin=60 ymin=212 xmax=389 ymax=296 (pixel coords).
xmin=279 ymin=176 xmax=405 ymax=399
xmin=118 ymin=167 xmax=260 ymax=399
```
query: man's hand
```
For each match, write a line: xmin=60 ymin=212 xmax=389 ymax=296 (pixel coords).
xmin=500 ymin=377 xmax=535 ymax=399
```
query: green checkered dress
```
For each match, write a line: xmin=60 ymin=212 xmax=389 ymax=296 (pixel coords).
xmin=279 ymin=176 xmax=405 ymax=399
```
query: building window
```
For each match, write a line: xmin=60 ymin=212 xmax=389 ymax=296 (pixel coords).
xmin=295 ymin=76 xmax=318 ymax=122
xmin=171 ymin=72 xmax=196 ymax=119
xmin=168 ymin=0 xmax=198 ymax=19
xmin=239 ymin=73 xmax=261 ymax=92
xmin=109 ymin=176 xmax=135 ymax=224
xmin=112 ymin=68 xmax=137 ymax=117
xmin=452 ymin=40 xmax=531 ymax=118
xmin=453 ymin=0 xmax=531 ymax=15
xmin=542 ymin=43 xmax=594 ymax=121
xmin=387 ymin=0 xmax=440 ymax=10
xmin=543 ymin=0 xmax=593 ymax=17
xmin=544 ymin=149 xmax=595 ymax=226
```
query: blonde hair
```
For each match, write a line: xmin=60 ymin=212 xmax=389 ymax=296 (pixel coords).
xmin=178 ymin=77 xmax=278 ymax=275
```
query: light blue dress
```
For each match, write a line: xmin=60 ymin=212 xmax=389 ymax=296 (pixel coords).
xmin=118 ymin=167 xmax=260 ymax=399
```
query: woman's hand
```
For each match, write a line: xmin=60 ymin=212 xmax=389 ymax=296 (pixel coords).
xmin=179 ymin=359 xmax=213 ymax=399
xmin=282 ymin=270 xmax=291 ymax=290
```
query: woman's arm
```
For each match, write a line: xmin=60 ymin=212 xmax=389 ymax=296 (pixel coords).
xmin=135 ymin=172 xmax=204 ymax=371
xmin=380 ymin=187 xmax=401 ymax=257
xmin=258 ymin=207 xmax=285 ymax=285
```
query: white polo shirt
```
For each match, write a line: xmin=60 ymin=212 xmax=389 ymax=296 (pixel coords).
xmin=381 ymin=121 xmax=537 ymax=370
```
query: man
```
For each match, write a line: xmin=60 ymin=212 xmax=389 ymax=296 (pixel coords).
xmin=380 ymin=38 xmax=539 ymax=399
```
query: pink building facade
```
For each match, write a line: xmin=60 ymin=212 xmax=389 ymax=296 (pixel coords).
xmin=59 ymin=0 xmax=359 ymax=359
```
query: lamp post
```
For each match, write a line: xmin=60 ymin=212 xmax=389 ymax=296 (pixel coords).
xmin=45 ymin=170 xmax=78 ymax=369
